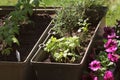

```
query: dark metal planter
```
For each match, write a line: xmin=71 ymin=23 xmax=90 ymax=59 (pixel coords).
xmin=0 ymin=6 xmax=58 ymax=80
xmin=31 ymin=17 xmax=106 ymax=80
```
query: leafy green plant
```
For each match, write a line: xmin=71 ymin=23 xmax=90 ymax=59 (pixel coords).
xmin=52 ymin=1 xmax=88 ymax=37
xmin=44 ymin=36 xmax=81 ymax=63
xmin=43 ymin=0 xmax=108 ymax=63
xmin=0 ymin=0 xmax=41 ymax=55
xmin=52 ymin=0 xmax=108 ymax=37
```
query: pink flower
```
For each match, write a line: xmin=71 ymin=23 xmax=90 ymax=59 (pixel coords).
xmin=93 ymin=76 xmax=98 ymax=80
xmin=89 ymin=60 xmax=101 ymax=71
xmin=104 ymin=39 xmax=117 ymax=53
xmin=108 ymin=53 xmax=119 ymax=62
xmin=104 ymin=71 xmax=114 ymax=80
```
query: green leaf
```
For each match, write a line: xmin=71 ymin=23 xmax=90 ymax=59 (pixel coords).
xmin=44 ymin=36 xmax=80 ymax=62
xmin=100 ymin=67 xmax=107 ymax=72
xmin=117 ymin=40 xmax=120 ymax=46
xmin=107 ymin=62 xmax=114 ymax=67
xmin=1 ymin=48 xmax=12 ymax=55
xmin=12 ymin=37 xmax=20 ymax=46
xmin=71 ymin=57 xmax=76 ymax=62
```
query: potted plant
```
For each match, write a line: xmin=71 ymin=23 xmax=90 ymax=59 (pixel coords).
xmin=82 ymin=20 xmax=120 ymax=80
xmin=31 ymin=0 xmax=108 ymax=80
xmin=0 ymin=0 xmax=59 ymax=80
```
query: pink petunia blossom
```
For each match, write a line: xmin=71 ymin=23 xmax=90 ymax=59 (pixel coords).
xmin=104 ymin=70 xmax=114 ymax=80
xmin=108 ymin=53 xmax=119 ymax=62
xmin=89 ymin=60 xmax=101 ymax=71
xmin=104 ymin=39 xmax=118 ymax=53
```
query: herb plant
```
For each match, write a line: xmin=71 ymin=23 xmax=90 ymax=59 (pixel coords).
xmin=44 ymin=36 xmax=81 ymax=63
xmin=52 ymin=1 xmax=89 ymax=37
xmin=0 ymin=0 xmax=41 ymax=55
xmin=52 ymin=0 xmax=108 ymax=37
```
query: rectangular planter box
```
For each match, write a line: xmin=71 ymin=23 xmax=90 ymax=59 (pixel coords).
xmin=31 ymin=17 xmax=106 ymax=80
xmin=0 ymin=6 xmax=59 ymax=80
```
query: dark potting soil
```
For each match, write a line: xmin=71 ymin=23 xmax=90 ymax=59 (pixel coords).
xmin=0 ymin=12 xmax=53 ymax=61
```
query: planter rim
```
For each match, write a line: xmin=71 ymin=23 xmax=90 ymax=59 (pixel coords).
xmin=31 ymin=17 xmax=105 ymax=65
xmin=0 ymin=6 xmax=62 ymax=10
xmin=24 ymin=20 xmax=53 ymax=62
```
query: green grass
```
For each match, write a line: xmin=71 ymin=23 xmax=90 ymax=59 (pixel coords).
xmin=0 ymin=0 xmax=79 ymax=6
xmin=0 ymin=0 xmax=17 ymax=6
xmin=106 ymin=0 xmax=120 ymax=26
xmin=40 ymin=0 xmax=80 ymax=7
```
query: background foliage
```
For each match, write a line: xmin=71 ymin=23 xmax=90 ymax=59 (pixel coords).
xmin=0 ymin=0 xmax=120 ymax=26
